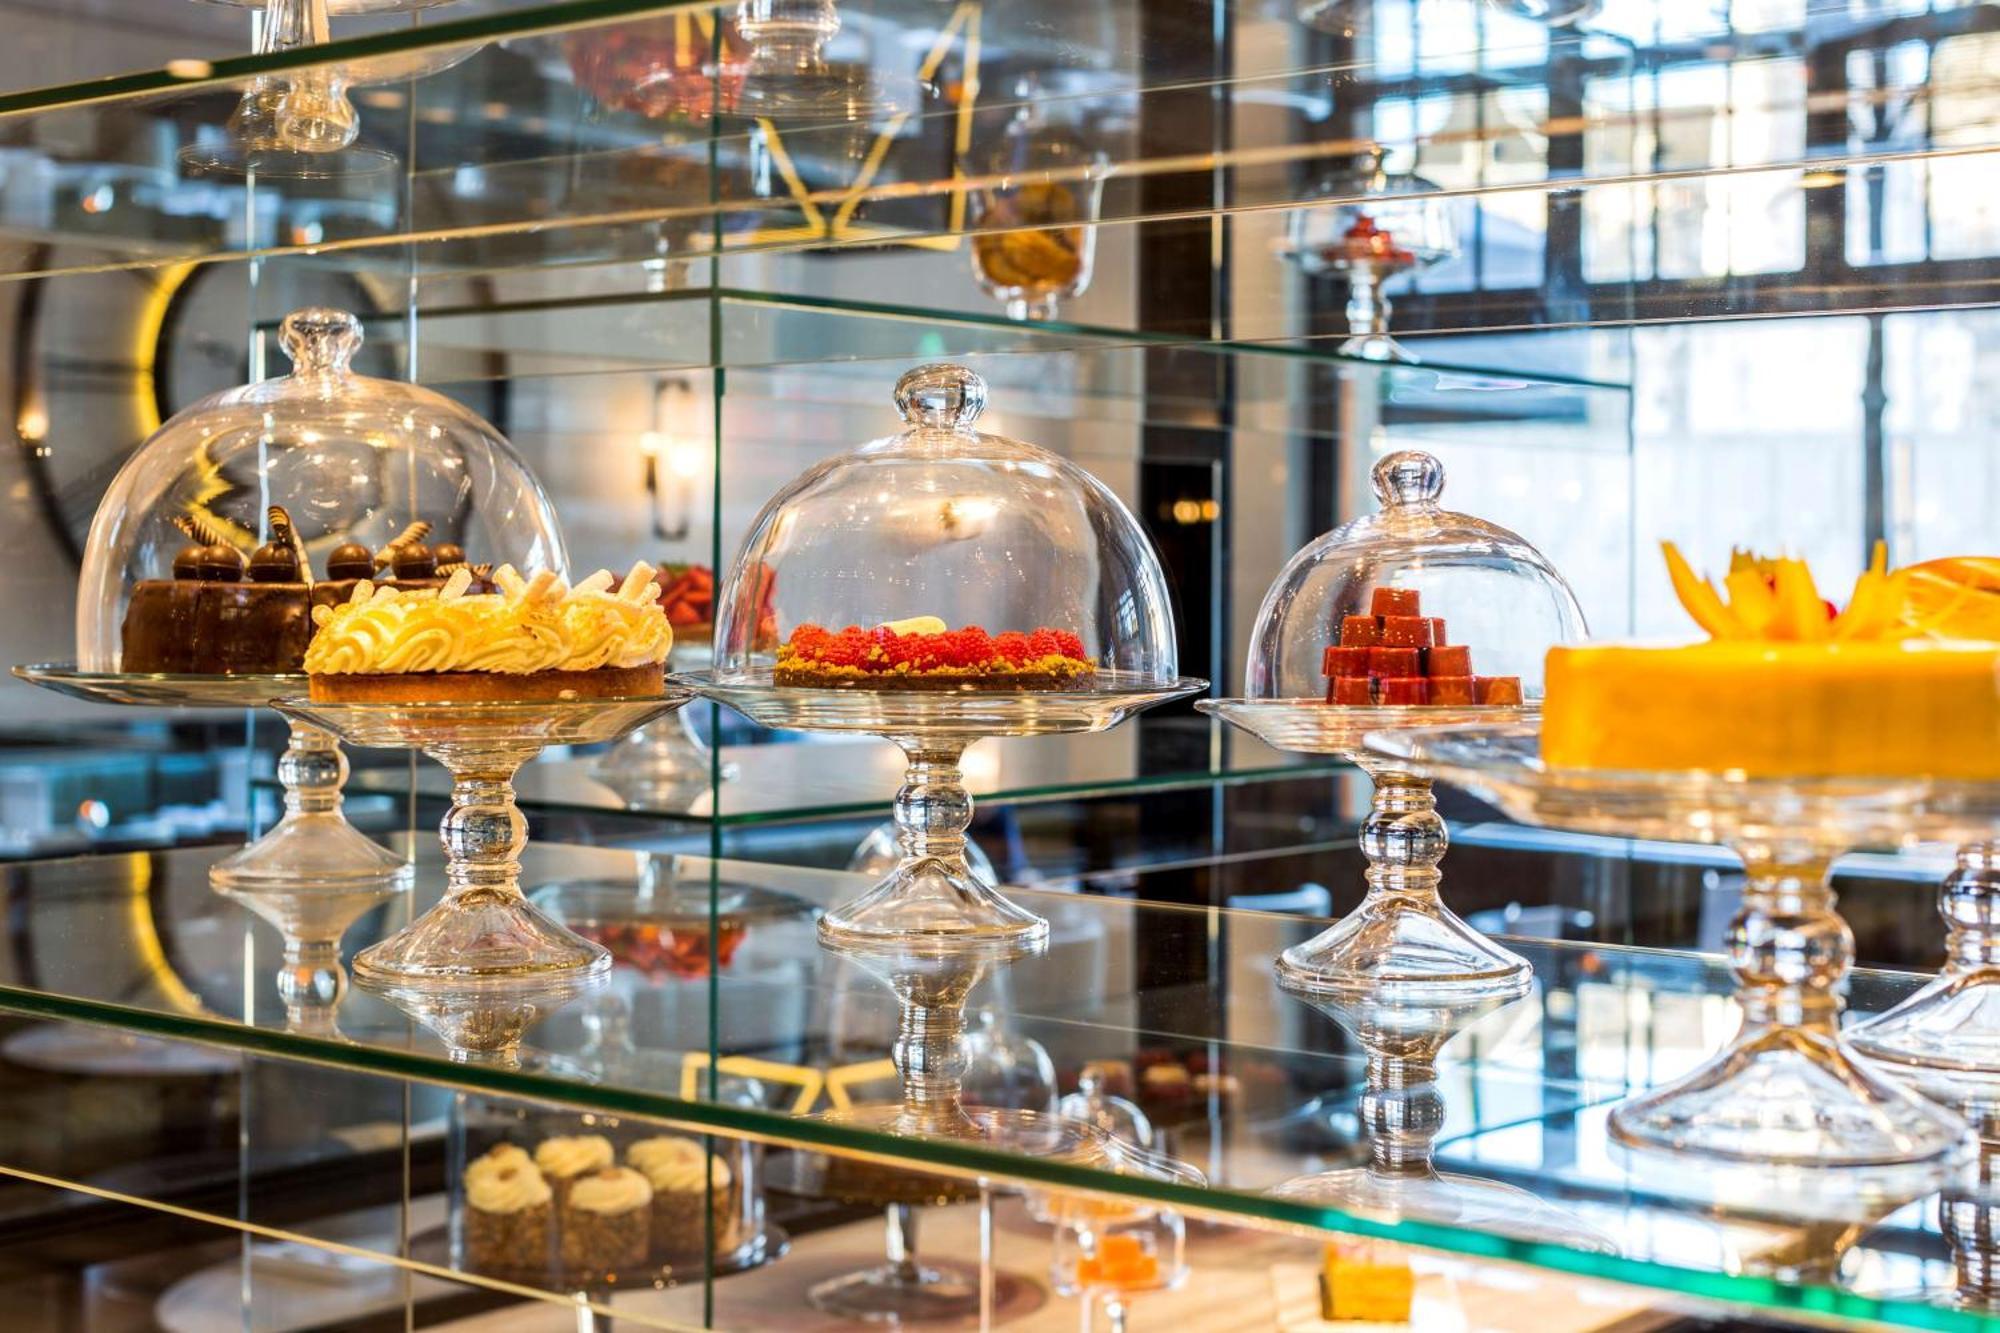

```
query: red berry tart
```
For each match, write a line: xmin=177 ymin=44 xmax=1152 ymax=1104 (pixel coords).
xmin=773 ymin=617 xmax=1097 ymax=691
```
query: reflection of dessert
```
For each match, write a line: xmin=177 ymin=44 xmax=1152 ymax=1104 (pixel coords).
xmin=119 ymin=508 xmax=487 ymax=674
xmin=775 ymin=617 xmax=1096 ymax=691
xmin=1321 ymin=587 xmax=1519 ymax=706
xmin=1542 ymin=544 xmax=2000 ymax=778
xmin=535 ymin=1134 xmax=615 ymax=1208
xmin=629 ymin=1135 xmax=738 ymax=1257
xmin=564 ymin=12 xmax=746 ymax=121
xmin=560 ymin=1167 xmax=654 ymax=1278
xmin=1076 ymin=1233 xmax=1161 ymax=1289
xmin=655 ymin=563 xmax=716 ymax=644
xmin=972 ymin=182 xmax=1088 ymax=296
xmin=1332 ymin=214 xmax=1417 ymax=269
xmin=305 ymin=564 xmax=672 ymax=702
xmin=1320 ymin=1239 xmax=1415 ymax=1322
xmin=573 ymin=918 xmax=748 ymax=978
xmin=464 ymin=1150 xmax=553 ymax=1276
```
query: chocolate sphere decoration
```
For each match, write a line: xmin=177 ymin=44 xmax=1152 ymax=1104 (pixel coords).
xmin=326 ymin=542 xmax=373 ymax=581
xmin=198 ymin=543 xmax=245 ymax=582
xmin=433 ymin=542 xmax=465 ymax=568
xmin=392 ymin=541 xmax=437 ymax=580
xmin=249 ymin=539 xmax=301 ymax=583
xmin=172 ymin=544 xmax=205 ymax=579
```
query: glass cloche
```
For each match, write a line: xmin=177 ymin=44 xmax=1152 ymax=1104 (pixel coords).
xmin=77 ymin=306 xmax=566 ymax=672
xmin=698 ymin=362 xmax=1200 ymax=948
xmin=1200 ymin=450 xmax=1584 ymax=1008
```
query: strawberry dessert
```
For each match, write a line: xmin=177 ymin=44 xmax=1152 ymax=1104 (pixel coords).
xmin=1321 ymin=586 xmax=1520 ymax=706
xmin=774 ymin=616 xmax=1096 ymax=691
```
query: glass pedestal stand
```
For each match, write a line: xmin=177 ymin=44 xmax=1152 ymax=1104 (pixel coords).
xmin=357 ymin=970 xmax=608 ymax=1067
xmin=692 ymin=671 xmax=1202 ymax=945
xmin=801 ymin=930 xmax=1111 ymax=1323
xmin=12 ymin=667 xmax=411 ymax=898
xmin=1197 ymin=701 xmax=1533 ymax=1005
xmin=218 ymin=880 xmax=402 ymax=1038
xmin=277 ymin=694 xmax=687 ymax=986
xmin=1851 ymin=838 xmax=2000 ymax=1107
xmin=1370 ymin=724 xmax=1974 ymax=1178
xmin=1269 ymin=964 xmax=1609 ymax=1249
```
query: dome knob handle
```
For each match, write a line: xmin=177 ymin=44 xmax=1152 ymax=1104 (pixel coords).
xmin=1372 ymin=450 xmax=1445 ymax=507
xmin=280 ymin=307 xmax=363 ymax=374
xmin=895 ymin=363 xmax=987 ymax=430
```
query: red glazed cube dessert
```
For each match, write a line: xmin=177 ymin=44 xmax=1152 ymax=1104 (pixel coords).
xmin=1380 ymin=616 xmax=1433 ymax=648
xmin=1368 ymin=647 xmax=1421 ymax=677
xmin=1370 ymin=587 xmax=1421 ymax=618
xmin=1430 ymin=617 xmax=1448 ymax=645
xmin=1339 ymin=615 xmax=1381 ymax=647
xmin=1322 ymin=646 xmax=1371 ymax=678
xmin=1425 ymin=644 xmax=1472 ymax=678
xmin=1327 ymin=675 xmax=1374 ymax=705
xmin=1428 ymin=676 xmax=1476 ymax=705
xmin=1379 ymin=677 xmax=1430 ymax=705
xmin=1475 ymin=676 xmax=1523 ymax=705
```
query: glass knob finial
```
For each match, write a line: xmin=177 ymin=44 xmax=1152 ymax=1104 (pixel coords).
xmin=280 ymin=307 xmax=364 ymax=374
xmin=895 ymin=363 xmax=988 ymax=430
xmin=1372 ymin=450 xmax=1445 ymax=507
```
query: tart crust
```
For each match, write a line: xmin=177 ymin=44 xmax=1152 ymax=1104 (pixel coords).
xmin=308 ymin=665 xmax=664 ymax=703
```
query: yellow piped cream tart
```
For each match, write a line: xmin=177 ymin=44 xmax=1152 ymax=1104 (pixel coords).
xmin=305 ymin=563 xmax=672 ymax=702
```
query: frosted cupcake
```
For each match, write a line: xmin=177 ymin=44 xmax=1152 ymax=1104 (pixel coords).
xmin=466 ymin=1142 xmax=533 ymax=1187
xmin=534 ymin=1134 xmax=613 ymax=1207
xmin=560 ymin=1166 xmax=654 ymax=1278
xmin=628 ymin=1135 xmax=738 ymax=1258
xmin=463 ymin=1153 xmax=553 ymax=1276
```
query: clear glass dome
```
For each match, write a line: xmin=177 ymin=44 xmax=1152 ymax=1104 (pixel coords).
xmin=1247 ymin=450 xmax=1585 ymax=703
xmin=77 ymin=307 xmax=566 ymax=672
xmin=714 ymin=362 xmax=1178 ymax=687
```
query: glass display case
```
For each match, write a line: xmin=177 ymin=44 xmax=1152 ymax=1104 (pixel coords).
xmin=0 ymin=0 xmax=1992 ymax=1329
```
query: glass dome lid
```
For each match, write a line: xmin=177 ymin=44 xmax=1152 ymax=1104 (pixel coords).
xmin=714 ymin=362 xmax=1178 ymax=688
xmin=77 ymin=307 xmax=566 ymax=673
xmin=1246 ymin=450 xmax=1584 ymax=703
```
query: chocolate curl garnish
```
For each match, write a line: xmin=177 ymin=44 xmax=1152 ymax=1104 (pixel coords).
xmin=523 ymin=569 xmax=565 ymax=604
xmin=373 ymin=519 xmax=433 ymax=572
xmin=439 ymin=568 xmax=474 ymax=601
xmin=267 ymin=505 xmax=313 ymax=587
xmin=172 ymin=513 xmax=236 ymax=549
xmin=436 ymin=560 xmax=492 ymax=581
xmin=618 ymin=563 xmax=656 ymax=602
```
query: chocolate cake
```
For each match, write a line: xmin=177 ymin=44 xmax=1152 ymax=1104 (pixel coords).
xmin=117 ymin=511 xmax=479 ymax=675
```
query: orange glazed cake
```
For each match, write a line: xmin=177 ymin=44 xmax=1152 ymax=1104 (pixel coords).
xmin=305 ymin=564 xmax=673 ymax=702
xmin=1541 ymin=544 xmax=2000 ymax=780
xmin=773 ymin=615 xmax=1096 ymax=691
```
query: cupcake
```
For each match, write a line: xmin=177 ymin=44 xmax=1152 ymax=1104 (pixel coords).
xmin=463 ymin=1153 xmax=553 ymax=1276
xmin=560 ymin=1166 xmax=654 ymax=1278
xmin=535 ymin=1134 xmax=614 ymax=1206
xmin=629 ymin=1135 xmax=738 ymax=1257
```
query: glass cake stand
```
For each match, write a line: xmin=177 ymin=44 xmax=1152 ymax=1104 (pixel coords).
xmin=1198 ymin=699 xmax=1537 ymax=1006
xmin=276 ymin=694 xmax=689 ymax=987
xmin=1368 ymin=723 xmax=1980 ymax=1174
xmin=358 ymin=969 xmax=610 ymax=1067
xmin=686 ymin=670 xmax=1203 ymax=948
xmin=13 ymin=665 xmax=412 ymax=898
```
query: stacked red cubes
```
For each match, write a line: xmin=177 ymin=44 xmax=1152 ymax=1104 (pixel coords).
xmin=1320 ymin=588 xmax=1522 ymax=706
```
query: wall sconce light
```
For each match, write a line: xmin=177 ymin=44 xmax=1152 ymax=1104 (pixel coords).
xmin=640 ymin=378 xmax=706 ymax=541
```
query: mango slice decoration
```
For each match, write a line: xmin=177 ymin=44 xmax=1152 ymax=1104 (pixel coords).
xmin=1900 ymin=556 xmax=2000 ymax=643
xmin=1663 ymin=541 xmax=1912 ymax=644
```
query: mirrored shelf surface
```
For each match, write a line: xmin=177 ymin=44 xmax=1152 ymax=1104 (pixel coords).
xmin=0 ymin=840 xmax=1989 ymax=1330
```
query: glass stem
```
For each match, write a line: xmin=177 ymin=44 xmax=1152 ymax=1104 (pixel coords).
xmin=435 ymin=745 xmax=537 ymax=909
xmin=1730 ymin=850 xmax=1847 ymax=1032
xmin=885 ymin=1203 xmax=923 ymax=1282
xmin=1007 ymin=295 xmax=1060 ymax=322
xmin=1346 ymin=267 xmax=1391 ymax=340
xmin=894 ymin=740 xmax=973 ymax=872
xmin=279 ymin=719 xmax=347 ymax=820
xmin=892 ymin=984 xmax=973 ymax=1136
xmin=278 ymin=937 xmax=343 ymax=1036
xmin=1358 ymin=770 xmax=1448 ymax=910
xmin=1360 ymin=1051 xmax=1442 ymax=1178
xmin=1944 ymin=843 xmax=2000 ymax=973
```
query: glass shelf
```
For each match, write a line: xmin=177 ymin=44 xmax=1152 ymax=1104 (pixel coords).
xmin=0 ymin=839 xmax=1990 ymax=1330
xmin=0 ymin=0 xmax=1987 ymax=298
xmin=343 ymin=730 xmax=1347 ymax=829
